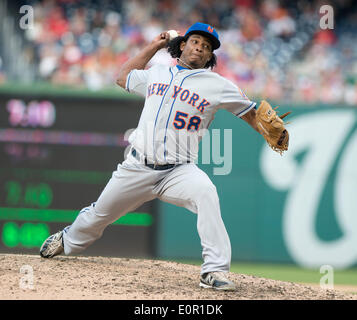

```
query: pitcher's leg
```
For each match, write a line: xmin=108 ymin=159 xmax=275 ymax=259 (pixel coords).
xmin=157 ymin=164 xmax=231 ymax=274
xmin=196 ymin=184 xmax=231 ymax=274
xmin=63 ymin=199 xmax=142 ymax=254
xmin=63 ymin=166 xmax=154 ymax=255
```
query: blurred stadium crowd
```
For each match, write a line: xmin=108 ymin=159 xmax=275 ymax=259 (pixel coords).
xmin=1 ymin=0 xmax=357 ymax=105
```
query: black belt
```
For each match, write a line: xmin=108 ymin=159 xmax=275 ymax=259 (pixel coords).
xmin=131 ymin=148 xmax=178 ymax=170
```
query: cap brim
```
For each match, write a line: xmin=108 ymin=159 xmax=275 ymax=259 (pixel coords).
xmin=185 ymin=30 xmax=220 ymax=50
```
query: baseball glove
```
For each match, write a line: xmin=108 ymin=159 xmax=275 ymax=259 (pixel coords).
xmin=256 ymin=100 xmax=291 ymax=155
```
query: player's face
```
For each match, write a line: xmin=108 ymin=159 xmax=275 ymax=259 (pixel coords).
xmin=180 ymin=34 xmax=213 ymax=69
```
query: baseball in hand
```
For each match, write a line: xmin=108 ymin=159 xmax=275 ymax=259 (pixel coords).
xmin=167 ymin=30 xmax=179 ymax=40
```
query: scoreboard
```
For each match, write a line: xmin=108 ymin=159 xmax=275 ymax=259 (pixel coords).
xmin=0 ymin=92 xmax=157 ymax=258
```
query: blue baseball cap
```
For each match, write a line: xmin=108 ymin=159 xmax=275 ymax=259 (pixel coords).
xmin=184 ymin=22 xmax=220 ymax=50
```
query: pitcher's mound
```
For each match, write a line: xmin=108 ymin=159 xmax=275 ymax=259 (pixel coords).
xmin=0 ymin=254 xmax=355 ymax=300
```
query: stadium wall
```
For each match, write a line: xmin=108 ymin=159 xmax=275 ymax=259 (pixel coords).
xmin=0 ymin=87 xmax=356 ymax=269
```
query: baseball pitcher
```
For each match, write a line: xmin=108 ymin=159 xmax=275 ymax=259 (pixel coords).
xmin=40 ymin=22 xmax=290 ymax=291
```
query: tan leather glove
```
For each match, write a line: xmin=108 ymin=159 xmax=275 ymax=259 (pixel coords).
xmin=256 ymin=100 xmax=291 ymax=155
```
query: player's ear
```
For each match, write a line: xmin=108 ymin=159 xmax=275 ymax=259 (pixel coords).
xmin=180 ymin=40 xmax=186 ymax=52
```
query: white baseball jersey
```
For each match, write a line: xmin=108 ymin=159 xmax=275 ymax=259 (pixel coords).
xmin=125 ymin=64 xmax=256 ymax=164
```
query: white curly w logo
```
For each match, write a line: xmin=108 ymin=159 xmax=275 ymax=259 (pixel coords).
xmin=260 ymin=110 xmax=357 ymax=269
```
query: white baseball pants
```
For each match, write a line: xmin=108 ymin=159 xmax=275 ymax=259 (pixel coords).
xmin=62 ymin=149 xmax=231 ymax=274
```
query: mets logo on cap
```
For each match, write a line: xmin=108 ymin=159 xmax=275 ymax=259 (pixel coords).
xmin=184 ymin=22 xmax=221 ymax=50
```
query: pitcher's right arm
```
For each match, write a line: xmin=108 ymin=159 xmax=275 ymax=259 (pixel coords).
xmin=116 ymin=32 xmax=170 ymax=89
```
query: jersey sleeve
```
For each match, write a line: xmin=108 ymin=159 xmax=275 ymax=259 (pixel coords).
xmin=219 ymin=78 xmax=256 ymax=117
xmin=125 ymin=69 xmax=149 ymax=97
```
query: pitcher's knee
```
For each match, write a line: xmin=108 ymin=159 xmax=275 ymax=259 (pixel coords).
xmin=196 ymin=182 xmax=218 ymax=200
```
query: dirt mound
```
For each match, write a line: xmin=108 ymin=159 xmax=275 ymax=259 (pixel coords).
xmin=0 ymin=254 xmax=355 ymax=300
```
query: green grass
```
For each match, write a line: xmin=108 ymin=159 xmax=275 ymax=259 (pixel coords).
xmin=171 ymin=259 xmax=357 ymax=286
xmin=229 ymin=262 xmax=357 ymax=286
